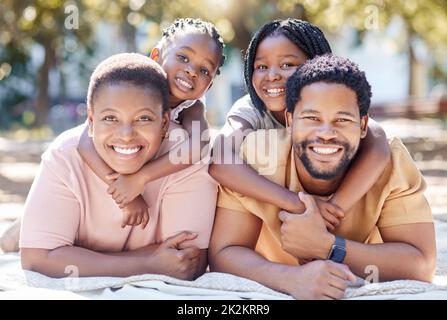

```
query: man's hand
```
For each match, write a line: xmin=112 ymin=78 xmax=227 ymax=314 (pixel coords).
xmin=279 ymin=192 xmax=335 ymax=260
xmin=107 ymin=172 xmax=146 ymax=208
xmin=285 ymin=260 xmax=356 ymax=300
xmin=121 ymin=195 xmax=150 ymax=229
xmin=313 ymin=197 xmax=344 ymax=231
xmin=150 ymin=232 xmax=201 ymax=281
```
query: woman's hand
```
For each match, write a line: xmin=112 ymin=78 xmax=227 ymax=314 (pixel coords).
xmin=107 ymin=172 xmax=146 ymax=208
xmin=149 ymin=232 xmax=202 ymax=281
xmin=120 ymin=195 xmax=150 ymax=229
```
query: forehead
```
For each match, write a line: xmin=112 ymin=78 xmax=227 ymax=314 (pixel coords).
xmin=169 ymin=32 xmax=219 ymax=62
xmin=256 ymin=34 xmax=308 ymax=61
xmin=296 ymin=82 xmax=360 ymax=117
xmin=93 ymin=83 xmax=162 ymax=112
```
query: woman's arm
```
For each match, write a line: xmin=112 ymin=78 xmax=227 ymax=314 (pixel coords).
xmin=21 ymin=231 xmax=205 ymax=279
xmin=209 ymin=116 xmax=305 ymax=214
xmin=330 ymin=118 xmax=390 ymax=212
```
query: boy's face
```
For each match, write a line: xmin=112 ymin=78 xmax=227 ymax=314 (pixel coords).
xmin=88 ymin=83 xmax=169 ymax=175
xmin=252 ymin=34 xmax=308 ymax=113
xmin=287 ymin=82 xmax=368 ymax=180
xmin=160 ymin=32 xmax=219 ymax=103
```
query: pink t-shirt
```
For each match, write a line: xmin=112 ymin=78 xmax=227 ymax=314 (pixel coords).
xmin=20 ymin=123 xmax=217 ymax=251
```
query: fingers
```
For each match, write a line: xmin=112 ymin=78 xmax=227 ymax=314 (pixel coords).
xmin=165 ymin=231 xmax=198 ymax=248
xmin=327 ymin=261 xmax=357 ymax=282
xmin=321 ymin=211 xmax=340 ymax=229
xmin=298 ymin=192 xmax=319 ymax=213
xmin=323 ymin=284 xmax=345 ymax=300
xmin=106 ymin=173 xmax=120 ymax=180
xmin=180 ymin=246 xmax=201 ymax=260
xmin=278 ymin=210 xmax=292 ymax=222
xmin=325 ymin=203 xmax=344 ymax=219
xmin=141 ymin=212 xmax=150 ymax=229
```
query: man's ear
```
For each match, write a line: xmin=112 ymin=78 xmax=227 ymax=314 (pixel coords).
xmin=286 ymin=111 xmax=293 ymax=133
xmin=360 ymin=114 xmax=369 ymax=139
xmin=87 ymin=108 xmax=94 ymax=137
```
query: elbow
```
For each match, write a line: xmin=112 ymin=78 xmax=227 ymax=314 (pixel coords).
xmin=416 ymin=254 xmax=437 ymax=283
xmin=21 ymin=248 xmax=49 ymax=273
xmin=208 ymin=163 xmax=221 ymax=181
xmin=208 ymin=243 xmax=229 ymax=273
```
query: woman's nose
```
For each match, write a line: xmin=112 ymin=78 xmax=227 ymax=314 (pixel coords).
xmin=117 ymin=124 xmax=136 ymax=141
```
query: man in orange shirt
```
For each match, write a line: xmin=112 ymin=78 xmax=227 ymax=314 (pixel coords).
xmin=209 ymin=54 xmax=436 ymax=299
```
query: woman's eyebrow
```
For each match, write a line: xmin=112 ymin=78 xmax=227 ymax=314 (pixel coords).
xmin=255 ymin=54 xmax=301 ymax=61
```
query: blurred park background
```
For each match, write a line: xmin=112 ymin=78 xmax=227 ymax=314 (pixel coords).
xmin=0 ymin=0 xmax=447 ymax=237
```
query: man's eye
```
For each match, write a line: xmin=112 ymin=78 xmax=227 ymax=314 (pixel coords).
xmin=336 ymin=118 xmax=350 ymax=123
xmin=200 ymin=67 xmax=210 ymax=76
xmin=138 ymin=115 xmax=152 ymax=122
xmin=304 ymin=116 xmax=318 ymax=121
xmin=177 ymin=54 xmax=188 ymax=63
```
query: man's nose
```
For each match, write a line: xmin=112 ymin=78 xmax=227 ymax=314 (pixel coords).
xmin=316 ymin=124 xmax=338 ymax=140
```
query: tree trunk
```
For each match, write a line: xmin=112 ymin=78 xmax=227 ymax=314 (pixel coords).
xmin=35 ymin=38 xmax=55 ymax=128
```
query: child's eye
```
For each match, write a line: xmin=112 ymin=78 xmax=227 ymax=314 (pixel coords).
xmin=255 ymin=64 xmax=267 ymax=70
xmin=103 ymin=115 xmax=117 ymax=122
xmin=200 ymin=67 xmax=210 ymax=76
xmin=281 ymin=63 xmax=295 ymax=69
xmin=177 ymin=54 xmax=188 ymax=63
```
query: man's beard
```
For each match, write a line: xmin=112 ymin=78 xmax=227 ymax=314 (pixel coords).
xmin=294 ymin=139 xmax=358 ymax=180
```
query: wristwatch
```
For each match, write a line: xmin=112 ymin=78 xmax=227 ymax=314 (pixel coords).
xmin=327 ymin=236 xmax=346 ymax=263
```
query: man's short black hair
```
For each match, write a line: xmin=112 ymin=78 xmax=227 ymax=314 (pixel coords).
xmin=87 ymin=53 xmax=169 ymax=113
xmin=286 ymin=54 xmax=372 ymax=117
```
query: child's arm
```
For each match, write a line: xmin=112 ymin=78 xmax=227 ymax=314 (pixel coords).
xmin=209 ymin=116 xmax=308 ymax=214
xmin=107 ymin=100 xmax=209 ymax=207
xmin=329 ymin=118 xmax=390 ymax=212
xmin=77 ymin=126 xmax=149 ymax=228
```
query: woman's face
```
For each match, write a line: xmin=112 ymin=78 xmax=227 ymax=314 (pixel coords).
xmin=88 ymin=83 xmax=169 ymax=175
xmin=252 ymin=34 xmax=308 ymax=113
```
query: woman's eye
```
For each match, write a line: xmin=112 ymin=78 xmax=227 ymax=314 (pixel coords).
xmin=177 ymin=54 xmax=188 ymax=63
xmin=103 ymin=116 xmax=117 ymax=122
xmin=200 ymin=67 xmax=210 ymax=76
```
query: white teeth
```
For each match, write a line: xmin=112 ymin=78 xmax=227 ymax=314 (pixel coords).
xmin=177 ymin=78 xmax=193 ymax=89
xmin=312 ymin=147 xmax=339 ymax=155
xmin=113 ymin=146 xmax=141 ymax=155
xmin=266 ymin=88 xmax=285 ymax=94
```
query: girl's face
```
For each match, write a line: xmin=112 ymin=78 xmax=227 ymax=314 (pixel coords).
xmin=252 ymin=34 xmax=308 ymax=113
xmin=160 ymin=32 xmax=220 ymax=105
xmin=88 ymin=83 xmax=169 ymax=175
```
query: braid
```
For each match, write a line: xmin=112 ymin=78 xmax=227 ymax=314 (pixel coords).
xmin=244 ymin=19 xmax=332 ymax=115
xmin=159 ymin=18 xmax=226 ymax=75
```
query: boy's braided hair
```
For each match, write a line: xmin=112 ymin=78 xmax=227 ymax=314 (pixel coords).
xmin=159 ymin=18 xmax=226 ymax=75
xmin=244 ymin=19 xmax=332 ymax=115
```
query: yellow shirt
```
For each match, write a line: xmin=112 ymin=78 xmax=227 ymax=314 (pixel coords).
xmin=217 ymin=129 xmax=433 ymax=265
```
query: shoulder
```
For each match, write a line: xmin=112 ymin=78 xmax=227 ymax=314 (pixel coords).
xmin=41 ymin=124 xmax=84 ymax=165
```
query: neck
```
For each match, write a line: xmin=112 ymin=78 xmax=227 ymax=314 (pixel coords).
xmin=293 ymin=150 xmax=344 ymax=196
xmin=270 ymin=110 xmax=286 ymax=126
xmin=168 ymin=95 xmax=183 ymax=109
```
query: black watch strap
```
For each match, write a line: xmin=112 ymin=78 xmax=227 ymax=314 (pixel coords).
xmin=327 ymin=236 xmax=346 ymax=263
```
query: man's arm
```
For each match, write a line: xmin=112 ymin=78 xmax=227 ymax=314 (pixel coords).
xmin=209 ymin=206 xmax=355 ymax=299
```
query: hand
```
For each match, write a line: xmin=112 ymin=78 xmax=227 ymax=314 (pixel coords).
xmin=107 ymin=172 xmax=146 ymax=208
xmin=313 ymin=197 xmax=344 ymax=231
xmin=120 ymin=195 xmax=150 ymax=229
xmin=286 ymin=260 xmax=356 ymax=300
xmin=150 ymin=232 xmax=202 ymax=281
xmin=279 ymin=192 xmax=335 ymax=260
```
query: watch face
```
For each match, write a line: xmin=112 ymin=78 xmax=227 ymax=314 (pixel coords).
xmin=331 ymin=245 xmax=346 ymax=263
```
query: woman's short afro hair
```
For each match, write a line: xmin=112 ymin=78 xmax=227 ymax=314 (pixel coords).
xmin=87 ymin=53 xmax=169 ymax=113
xmin=286 ymin=54 xmax=372 ymax=117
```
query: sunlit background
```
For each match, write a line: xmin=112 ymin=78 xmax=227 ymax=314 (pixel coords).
xmin=0 ymin=0 xmax=446 ymax=231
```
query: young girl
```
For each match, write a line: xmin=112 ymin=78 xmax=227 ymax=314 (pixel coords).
xmin=210 ymin=19 xmax=390 ymax=230
xmin=78 ymin=18 xmax=225 ymax=228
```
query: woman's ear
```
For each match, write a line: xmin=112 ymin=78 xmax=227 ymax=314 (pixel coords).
xmin=87 ymin=108 xmax=94 ymax=137
xmin=360 ymin=114 xmax=369 ymax=139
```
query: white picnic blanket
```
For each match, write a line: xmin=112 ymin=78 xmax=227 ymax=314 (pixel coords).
xmin=1 ymin=220 xmax=447 ymax=300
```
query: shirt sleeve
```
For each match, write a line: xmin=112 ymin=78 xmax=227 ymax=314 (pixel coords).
xmin=226 ymin=95 xmax=261 ymax=129
xmin=377 ymin=138 xmax=433 ymax=228
xmin=19 ymin=147 xmax=81 ymax=250
xmin=157 ymin=165 xmax=218 ymax=249
xmin=217 ymin=185 xmax=252 ymax=214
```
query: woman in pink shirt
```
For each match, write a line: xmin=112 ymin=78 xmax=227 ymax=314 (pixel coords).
xmin=20 ymin=53 xmax=217 ymax=280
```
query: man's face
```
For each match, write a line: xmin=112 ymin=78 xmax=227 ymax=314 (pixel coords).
xmin=288 ymin=82 xmax=368 ymax=180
